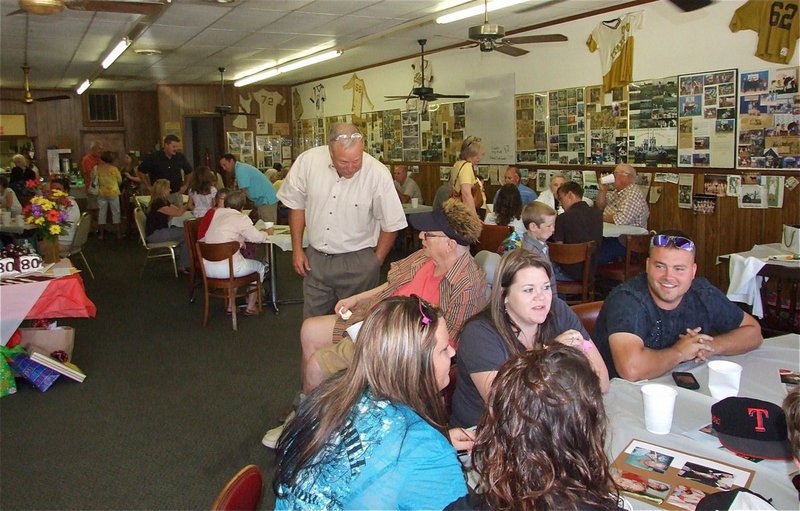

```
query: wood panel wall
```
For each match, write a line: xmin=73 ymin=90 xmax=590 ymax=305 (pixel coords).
xmin=0 ymin=89 xmax=159 ymax=171
xmin=156 ymin=83 xmax=291 ymax=142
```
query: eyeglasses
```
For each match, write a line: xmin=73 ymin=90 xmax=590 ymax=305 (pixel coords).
xmin=411 ymin=294 xmax=435 ymax=327
xmin=333 ymin=132 xmax=363 ymax=142
xmin=466 ymin=137 xmax=481 ymax=146
xmin=421 ymin=232 xmax=449 ymax=240
xmin=651 ymin=234 xmax=695 ymax=252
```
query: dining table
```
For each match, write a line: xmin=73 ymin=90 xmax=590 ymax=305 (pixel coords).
xmin=603 ymin=222 xmax=649 ymax=238
xmin=604 ymin=334 xmax=799 ymax=510
xmin=260 ymin=224 xmax=308 ymax=313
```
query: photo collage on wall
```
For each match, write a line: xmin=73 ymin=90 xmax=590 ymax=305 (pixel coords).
xmin=677 ymin=69 xmax=737 ymax=168
xmin=381 ymin=109 xmax=403 ymax=162
xmin=586 ymin=85 xmax=629 ymax=165
xmin=516 ymin=93 xmax=548 ymax=163
xmin=401 ymin=110 xmax=421 ymax=161
xmin=548 ymin=87 xmax=586 ymax=164
xmin=226 ymin=131 xmax=254 ymax=165
xmin=737 ymin=66 xmax=799 ymax=169
xmin=628 ymin=77 xmax=678 ymax=167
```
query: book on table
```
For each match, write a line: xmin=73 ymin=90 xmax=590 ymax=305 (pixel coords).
xmin=29 ymin=352 xmax=86 ymax=383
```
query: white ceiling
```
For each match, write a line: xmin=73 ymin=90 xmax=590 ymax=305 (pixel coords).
xmin=0 ymin=0 xmax=639 ymax=94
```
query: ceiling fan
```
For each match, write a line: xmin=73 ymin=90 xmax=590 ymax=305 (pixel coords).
xmin=8 ymin=0 xmax=167 ymax=16
xmin=200 ymin=67 xmax=258 ymax=117
xmin=385 ymin=39 xmax=469 ymax=104
xmin=463 ymin=0 xmax=568 ymax=57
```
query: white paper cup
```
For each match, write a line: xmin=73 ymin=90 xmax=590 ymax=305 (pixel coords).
xmin=708 ymin=360 xmax=742 ymax=400
xmin=15 ymin=216 xmax=24 ymax=226
xmin=641 ymin=384 xmax=677 ymax=434
xmin=1 ymin=212 xmax=11 ymax=224
xmin=600 ymin=174 xmax=616 ymax=185
xmin=411 ymin=198 xmax=419 ymax=208
xmin=345 ymin=321 xmax=364 ymax=342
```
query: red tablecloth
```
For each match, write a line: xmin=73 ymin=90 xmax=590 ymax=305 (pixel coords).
xmin=25 ymin=273 xmax=96 ymax=319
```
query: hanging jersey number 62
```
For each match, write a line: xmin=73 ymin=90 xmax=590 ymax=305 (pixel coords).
xmin=770 ymin=2 xmax=797 ymax=29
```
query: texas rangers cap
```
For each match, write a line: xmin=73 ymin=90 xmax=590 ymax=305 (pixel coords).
xmin=711 ymin=397 xmax=792 ymax=460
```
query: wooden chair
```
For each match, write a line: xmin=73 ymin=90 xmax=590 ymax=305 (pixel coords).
xmin=196 ymin=241 xmax=262 ymax=331
xmin=475 ymin=224 xmax=513 ymax=254
xmin=597 ymin=233 xmax=653 ymax=284
xmin=133 ymin=207 xmax=179 ymax=278
xmin=570 ymin=300 xmax=604 ymax=338
xmin=59 ymin=211 xmax=94 ymax=279
xmin=547 ymin=240 xmax=597 ymax=304
xmin=211 ymin=464 xmax=263 ymax=511
xmin=183 ymin=218 xmax=201 ymax=302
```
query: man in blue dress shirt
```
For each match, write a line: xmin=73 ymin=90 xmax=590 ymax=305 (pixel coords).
xmin=493 ymin=165 xmax=537 ymax=205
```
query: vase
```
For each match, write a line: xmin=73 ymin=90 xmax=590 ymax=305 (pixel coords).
xmin=37 ymin=238 xmax=59 ymax=264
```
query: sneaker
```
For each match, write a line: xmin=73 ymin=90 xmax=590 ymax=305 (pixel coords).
xmin=262 ymin=410 xmax=294 ymax=448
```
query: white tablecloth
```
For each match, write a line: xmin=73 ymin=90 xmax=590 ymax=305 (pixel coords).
xmin=603 ymin=222 xmax=649 ymax=238
xmin=402 ymin=204 xmax=432 ymax=215
xmin=604 ymin=334 xmax=799 ymax=509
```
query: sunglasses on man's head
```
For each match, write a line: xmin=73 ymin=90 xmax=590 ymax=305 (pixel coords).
xmin=411 ymin=294 xmax=436 ymax=328
xmin=651 ymin=234 xmax=695 ymax=252
xmin=333 ymin=132 xmax=363 ymax=142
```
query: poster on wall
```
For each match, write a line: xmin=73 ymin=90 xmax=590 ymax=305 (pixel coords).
xmin=586 ymin=85 xmax=628 ymax=165
xmin=255 ymin=135 xmax=284 ymax=170
xmin=401 ymin=110 xmax=421 ymax=161
xmin=226 ymin=131 xmax=254 ymax=165
xmin=516 ymin=93 xmax=548 ymax=163
xmin=736 ymin=67 xmax=799 ymax=170
xmin=628 ymin=77 xmax=678 ymax=167
xmin=677 ymin=69 xmax=737 ymax=169
xmin=548 ymin=87 xmax=586 ymax=164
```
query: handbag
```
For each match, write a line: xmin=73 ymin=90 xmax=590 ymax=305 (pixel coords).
xmin=782 ymin=224 xmax=800 ymax=254
xmin=450 ymin=161 xmax=484 ymax=209
xmin=87 ymin=166 xmax=99 ymax=196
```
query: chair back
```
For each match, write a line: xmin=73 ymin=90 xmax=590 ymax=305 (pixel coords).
xmin=71 ymin=212 xmax=92 ymax=249
xmin=474 ymin=250 xmax=501 ymax=298
xmin=623 ymin=233 xmax=653 ymax=280
xmin=134 ymin=207 xmax=148 ymax=246
xmin=184 ymin=219 xmax=201 ymax=298
xmin=548 ymin=240 xmax=597 ymax=303
xmin=211 ymin=464 xmax=263 ymax=511
xmin=197 ymin=241 xmax=239 ymax=263
xmin=476 ymin=224 xmax=513 ymax=253
xmin=570 ymin=300 xmax=604 ymax=338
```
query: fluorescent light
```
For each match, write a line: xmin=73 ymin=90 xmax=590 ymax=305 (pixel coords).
xmin=278 ymin=50 xmax=341 ymax=73
xmin=233 ymin=40 xmax=337 ymax=80
xmin=234 ymin=68 xmax=281 ymax=87
xmin=76 ymin=80 xmax=91 ymax=95
xmin=234 ymin=50 xmax=342 ymax=87
xmin=436 ymin=0 xmax=530 ymax=24
xmin=102 ymin=38 xmax=131 ymax=69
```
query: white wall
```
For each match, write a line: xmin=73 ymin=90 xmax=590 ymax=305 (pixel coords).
xmin=293 ymin=0 xmax=786 ymax=119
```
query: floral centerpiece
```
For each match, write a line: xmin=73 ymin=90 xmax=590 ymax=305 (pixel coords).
xmin=21 ymin=180 xmax=73 ymax=263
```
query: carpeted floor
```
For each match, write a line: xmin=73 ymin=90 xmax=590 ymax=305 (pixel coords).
xmin=0 ymin=234 xmax=320 ymax=510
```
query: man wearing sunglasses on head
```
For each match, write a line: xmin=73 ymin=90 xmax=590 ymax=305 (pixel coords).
xmin=278 ymin=123 xmax=407 ymax=319
xmin=593 ymin=230 xmax=762 ymax=381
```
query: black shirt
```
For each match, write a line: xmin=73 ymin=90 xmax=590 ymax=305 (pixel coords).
xmin=552 ymin=201 xmax=603 ymax=280
xmin=139 ymin=150 xmax=193 ymax=193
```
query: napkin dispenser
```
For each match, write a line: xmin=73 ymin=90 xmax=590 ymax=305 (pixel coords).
xmin=782 ymin=224 xmax=800 ymax=254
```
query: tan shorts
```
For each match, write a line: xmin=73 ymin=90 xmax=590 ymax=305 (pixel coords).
xmin=315 ymin=336 xmax=354 ymax=377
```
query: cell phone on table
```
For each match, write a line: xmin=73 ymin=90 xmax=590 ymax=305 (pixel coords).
xmin=672 ymin=371 xmax=699 ymax=390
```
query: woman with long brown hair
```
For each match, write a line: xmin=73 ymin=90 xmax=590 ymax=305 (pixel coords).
xmin=273 ymin=296 xmax=468 ymax=510
xmin=451 ymin=249 xmax=609 ymax=428
xmin=446 ymin=345 xmax=620 ymax=511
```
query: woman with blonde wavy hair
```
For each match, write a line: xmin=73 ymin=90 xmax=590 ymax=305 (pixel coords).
xmin=273 ymin=296 xmax=468 ymax=510
xmin=446 ymin=344 xmax=620 ymax=511
xmin=144 ymin=178 xmax=189 ymax=272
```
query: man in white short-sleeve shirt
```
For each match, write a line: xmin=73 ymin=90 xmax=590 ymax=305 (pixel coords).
xmin=278 ymin=123 xmax=407 ymax=318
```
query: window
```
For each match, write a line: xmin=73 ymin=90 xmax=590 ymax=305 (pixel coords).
xmin=82 ymin=93 xmax=123 ymax=127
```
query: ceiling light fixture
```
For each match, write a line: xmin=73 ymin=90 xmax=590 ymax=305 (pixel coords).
xmin=234 ymin=40 xmax=337 ymax=80
xmin=234 ymin=50 xmax=342 ymax=87
xmin=436 ymin=0 xmax=530 ymax=24
xmin=134 ymin=48 xmax=162 ymax=56
xmin=76 ymin=79 xmax=92 ymax=95
xmin=102 ymin=38 xmax=131 ymax=69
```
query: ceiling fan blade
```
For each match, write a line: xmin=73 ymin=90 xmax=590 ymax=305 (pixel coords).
xmin=385 ymin=95 xmax=413 ymax=101
xmin=66 ymin=0 xmax=165 ymax=15
xmin=495 ymin=45 xmax=528 ymax=57
xmin=460 ymin=42 xmax=479 ymax=49
xmin=504 ymin=34 xmax=567 ymax=44
xmin=228 ymin=111 xmax=258 ymax=117
xmin=6 ymin=8 xmax=27 ymax=16
xmin=36 ymin=95 xmax=71 ymax=102
xmin=430 ymin=93 xmax=470 ymax=99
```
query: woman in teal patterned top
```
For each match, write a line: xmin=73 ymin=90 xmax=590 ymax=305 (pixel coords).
xmin=273 ymin=296 xmax=468 ymax=510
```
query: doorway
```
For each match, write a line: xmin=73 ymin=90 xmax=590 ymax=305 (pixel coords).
xmin=183 ymin=116 xmax=224 ymax=172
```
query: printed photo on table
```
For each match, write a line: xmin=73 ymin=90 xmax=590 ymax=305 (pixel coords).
xmin=625 ymin=447 xmax=673 ymax=474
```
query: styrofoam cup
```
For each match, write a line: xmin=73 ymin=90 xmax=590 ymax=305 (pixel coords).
xmin=345 ymin=321 xmax=364 ymax=342
xmin=641 ymin=384 xmax=677 ymax=434
xmin=16 ymin=216 xmax=24 ymax=226
xmin=411 ymin=198 xmax=419 ymax=208
xmin=708 ymin=360 xmax=742 ymax=400
xmin=600 ymin=174 xmax=616 ymax=185
xmin=1 ymin=211 xmax=11 ymax=224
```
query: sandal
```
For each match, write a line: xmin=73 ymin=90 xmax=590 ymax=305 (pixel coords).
xmin=243 ymin=308 xmax=260 ymax=316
